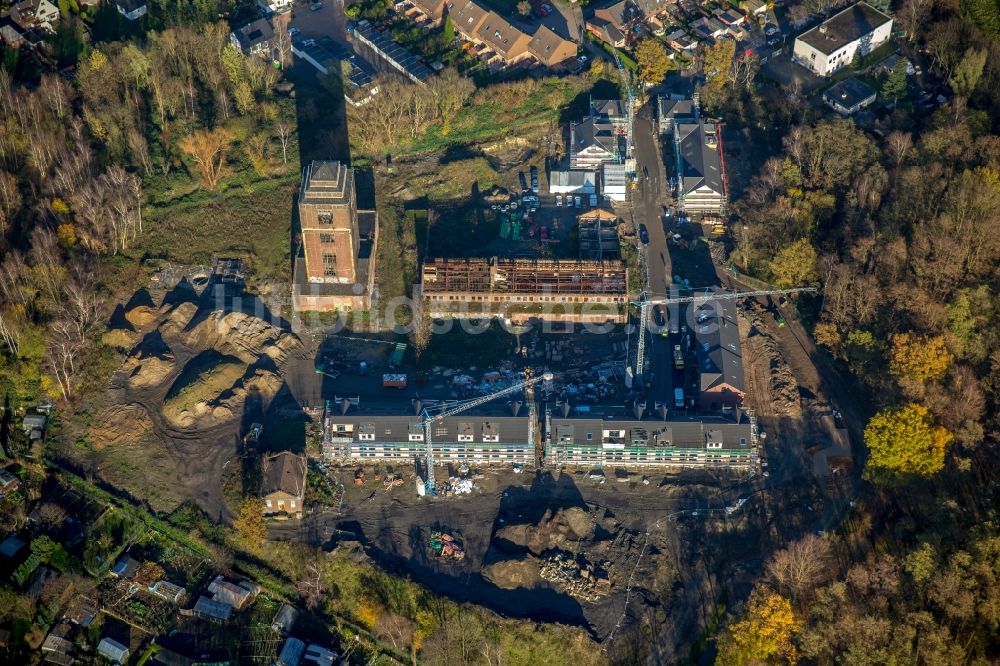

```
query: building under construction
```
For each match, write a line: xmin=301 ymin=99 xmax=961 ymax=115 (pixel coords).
xmin=421 ymin=257 xmax=628 ymax=323
xmin=545 ymin=402 xmax=757 ymax=468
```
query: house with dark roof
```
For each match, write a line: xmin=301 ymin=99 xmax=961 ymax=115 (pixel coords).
xmin=657 ymin=95 xmax=697 ymax=133
xmin=230 ymin=18 xmax=274 ymax=56
xmin=570 ymin=117 xmax=622 ymax=170
xmin=261 ymin=451 xmax=307 ymax=518
xmin=693 ymin=297 xmax=745 ymax=411
xmin=792 ymin=2 xmax=893 ymax=76
xmin=590 ymin=99 xmax=628 ymax=127
xmin=672 ymin=120 xmax=727 ymax=214
xmin=823 ymin=76 xmax=877 ymax=115
xmin=586 ymin=17 xmax=626 ymax=48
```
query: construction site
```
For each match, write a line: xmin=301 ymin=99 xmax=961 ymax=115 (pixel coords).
xmin=420 ymin=257 xmax=629 ymax=323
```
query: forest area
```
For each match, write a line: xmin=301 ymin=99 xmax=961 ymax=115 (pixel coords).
xmin=706 ymin=0 xmax=1000 ymax=662
xmin=0 ymin=18 xmax=298 ymax=409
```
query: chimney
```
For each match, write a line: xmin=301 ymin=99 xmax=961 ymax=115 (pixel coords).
xmin=656 ymin=402 xmax=667 ymax=420
xmin=412 ymin=399 xmax=423 ymax=416
xmin=510 ymin=400 xmax=522 ymax=417
xmin=633 ymin=401 xmax=646 ymax=420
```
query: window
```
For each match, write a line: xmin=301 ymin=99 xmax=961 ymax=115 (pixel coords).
xmin=318 ymin=211 xmax=332 ymax=224
xmin=586 ymin=433 xmax=593 ymax=441
xmin=320 ymin=233 xmax=334 ymax=243
xmin=409 ymin=433 xmax=424 ymax=442
xmin=359 ymin=433 xmax=375 ymax=441
xmin=458 ymin=434 xmax=474 ymax=442
xmin=323 ymin=253 xmax=337 ymax=277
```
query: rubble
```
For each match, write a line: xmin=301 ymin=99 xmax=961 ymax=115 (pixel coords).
xmin=538 ymin=552 xmax=611 ymax=603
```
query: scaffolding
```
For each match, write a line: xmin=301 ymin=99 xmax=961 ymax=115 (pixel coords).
xmin=421 ymin=258 xmax=627 ymax=296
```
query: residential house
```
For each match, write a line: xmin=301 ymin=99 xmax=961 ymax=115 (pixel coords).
xmin=822 ymin=76 xmax=877 ymax=115
xmin=689 ymin=16 xmax=728 ymax=40
xmin=714 ymin=8 xmax=745 ymax=27
xmin=570 ymin=117 xmax=621 ymax=170
xmin=0 ymin=535 xmax=25 ymax=559
xmin=665 ymin=29 xmax=698 ymax=52
xmin=527 ymin=24 xmax=577 ymax=68
xmin=41 ymin=633 xmax=75 ymax=665
xmin=97 ymin=637 xmax=130 ymax=664
xmin=0 ymin=19 xmax=26 ymax=48
xmin=657 ymin=95 xmax=697 ymax=133
xmin=409 ymin=0 xmax=447 ymax=24
xmin=477 ymin=12 xmax=533 ymax=65
xmin=257 ymin=0 xmax=292 ymax=14
xmin=9 ymin=0 xmax=59 ymax=31
xmin=693 ymin=297 xmax=746 ymax=411
xmin=591 ymin=99 xmax=629 ymax=127
xmin=672 ymin=120 xmax=727 ymax=214
xmin=22 ymin=412 xmax=47 ymax=440
xmin=261 ymin=451 xmax=307 ymax=518
xmin=230 ymin=18 xmax=274 ymax=57
xmin=792 ymin=2 xmax=893 ymax=76
xmin=586 ymin=17 xmax=626 ymax=48
xmin=114 ymin=0 xmax=147 ymax=20
xmin=447 ymin=0 xmax=490 ymax=41
xmin=739 ymin=0 xmax=769 ymax=16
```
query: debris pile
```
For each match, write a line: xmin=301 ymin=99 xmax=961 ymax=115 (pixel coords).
xmin=429 ymin=532 xmax=465 ymax=561
xmin=538 ymin=552 xmax=611 ymax=602
xmin=443 ymin=478 xmax=474 ymax=495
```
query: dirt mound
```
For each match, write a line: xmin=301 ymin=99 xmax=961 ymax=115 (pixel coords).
xmin=89 ymin=404 xmax=155 ymax=450
xmin=482 ymin=556 xmax=541 ymax=590
xmin=125 ymin=305 xmax=158 ymax=329
xmin=742 ymin=311 xmax=802 ymax=418
xmin=162 ymin=359 xmax=282 ymax=429
xmin=181 ymin=310 xmax=300 ymax=365
xmin=495 ymin=507 xmax=594 ymax=555
xmin=157 ymin=302 xmax=199 ymax=339
xmin=102 ymin=328 xmax=139 ymax=351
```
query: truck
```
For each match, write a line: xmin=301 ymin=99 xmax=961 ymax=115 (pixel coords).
xmin=673 ymin=344 xmax=685 ymax=370
xmin=674 ymin=387 xmax=685 ymax=410
xmin=383 ymin=373 xmax=407 ymax=389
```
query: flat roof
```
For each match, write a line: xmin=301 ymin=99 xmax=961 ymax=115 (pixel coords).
xmin=823 ymin=76 xmax=877 ymax=109
xmin=797 ymin=2 xmax=892 ymax=55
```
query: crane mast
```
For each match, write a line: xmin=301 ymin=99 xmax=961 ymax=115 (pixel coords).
xmin=418 ymin=371 xmax=553 ymax=495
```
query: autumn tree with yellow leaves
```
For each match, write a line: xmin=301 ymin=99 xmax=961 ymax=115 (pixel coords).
xmin=716 ymin=586 xmax=801 ymax=665
xmin=179 ymin=128 xmax=234 ymax=191
xmin=889 ymin=333 xmax=953 ymax=384
xmin=233 ymin=499 xmax=266 ymax=552
xmin=864 ymin=403 xmax=953 ymax=484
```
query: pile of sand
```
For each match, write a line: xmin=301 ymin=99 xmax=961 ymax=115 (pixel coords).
xmin=180 ymin=310 xmax=300 ymax=365
xmin=482 ymin=556 xmax=541 ymax=590
xmin=89 ymin=404 xmax=155 ymax=450
xmin=124 ymin=305 xmax=158 ymax=329
xmin=494 ymin=507 xmax=594 ymax=555
xmin=162 ymin=363 xmax=282 ymax=428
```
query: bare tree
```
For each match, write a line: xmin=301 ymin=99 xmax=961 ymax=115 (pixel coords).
xmin=0 ymin=170 xmax=20 ymax=235
xmin=897 ymin=0 xmax=933 ymax=39
xmin=275 ymin=120 xmax=294 ymax=165
xmin=766 ymin=533 xmax=832 ymax=606
xmin=179 ymin=127 xmax=234 ymax=190
xmin=46 ymin=317 xmax=88 ymax=400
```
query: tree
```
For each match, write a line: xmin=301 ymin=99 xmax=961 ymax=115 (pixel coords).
xmin=863 ymin=403 xmax=952 ymax=484
xmin=898 ymin=0 xmax=933 ymax=38
xmin=428 ymin=68 xmax=474 ymax=134
xmin=233 ymin=499 xmax=266 ymax=551
xmin=948 ymin=48 xmax=987 ymax=98
xmin=274 ymin=120 xmax=294 ymax=165
xmin=517 ymin=0 xmax=531 ymax=15
xmin=766 ymin=534 xmax=832 ymax=606
xmin=882 ymin=59 xmax=908 ymax=104
xmin=716 ymin=587 xmax=801 ymax=665
xmin=769 ymin=238 xmax=817 ymax=287
xmin=635 ymin=39 xmax=671 ymax=85
xmin=889 ymin=333 xmax=953 ymax=384
xmin=179 ymin=127 xmax=233 ymax=190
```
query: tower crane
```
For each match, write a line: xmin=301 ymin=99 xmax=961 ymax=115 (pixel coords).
xmin=632 ymin=286 xmax=818 ymax=382
xmin=416 ymin=371 xmax=554 ymax=496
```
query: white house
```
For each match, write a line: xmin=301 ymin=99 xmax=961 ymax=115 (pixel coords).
xmin=822 ymin=76 xmax=877 ymax=115
xmin=258 ymin=0 xmax=292 ymax=13
xmin=792 ymin=2 xmax=893 ymax=77
xmin=570 ymin=118 xmax=621 ymax=170
xmin=549 ymin=170 xmax=597 ymax=195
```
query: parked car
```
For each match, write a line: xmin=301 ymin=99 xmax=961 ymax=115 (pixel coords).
xmin=556 ymin=195 xmax=563 ymax=206
xmin=310 ymin=2 xmax=323 ymax=9
xmin=289 ymin=26 xmax=300 ymax=36
xmin=638 ymin=224 xmax=649 ymax=245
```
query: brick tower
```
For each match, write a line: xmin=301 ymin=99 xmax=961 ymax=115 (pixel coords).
xmin=299 ymin=161 xmax=359 ymax=284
